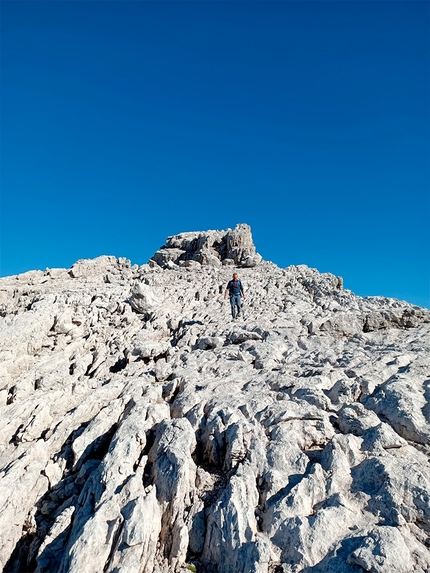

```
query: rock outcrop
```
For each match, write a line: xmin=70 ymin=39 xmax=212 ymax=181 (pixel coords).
xmin=150 ymin=223 xmax=262 ymax=268
xmin=0 ymin=226 xmax=429 ymax=573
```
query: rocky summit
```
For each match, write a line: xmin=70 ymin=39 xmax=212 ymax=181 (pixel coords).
xmin=1 ymin=224 xmax=429 ymax=573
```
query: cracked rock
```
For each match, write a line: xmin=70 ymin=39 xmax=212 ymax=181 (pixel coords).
xmin=0 ymin=225 xmax=429 ymax=573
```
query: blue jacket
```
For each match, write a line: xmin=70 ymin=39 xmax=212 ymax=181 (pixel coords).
xmin=227 ymin=279 xmax=244 ymax=296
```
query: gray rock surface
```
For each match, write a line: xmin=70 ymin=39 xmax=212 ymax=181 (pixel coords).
xmin=0 ymin=226 xmax=429 ymax=573
xmin=150 ymin=223 xmax=262 ymax=268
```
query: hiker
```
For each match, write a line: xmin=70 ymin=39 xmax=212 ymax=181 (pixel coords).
xmin=224 ymin=273 xmax=245 ymax=319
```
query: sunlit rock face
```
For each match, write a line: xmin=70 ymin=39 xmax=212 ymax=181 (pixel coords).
xmin=150 ymin=223 xmax=262 ymax=268
xmin=0 ymin=225 xmax=429 ymax=573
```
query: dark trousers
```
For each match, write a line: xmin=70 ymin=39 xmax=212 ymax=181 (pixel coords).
xmin=230 ymin=294 xmax=242 ymax=318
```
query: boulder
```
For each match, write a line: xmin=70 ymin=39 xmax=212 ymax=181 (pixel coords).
xmin=128 ymin=283 xmax=160 ymax=315
xmin=69 ymin=256 xmax=119 ymax=278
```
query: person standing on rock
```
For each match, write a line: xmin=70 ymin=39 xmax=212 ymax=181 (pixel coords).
xmin=224 ymin=273 xmax=245 ymax=319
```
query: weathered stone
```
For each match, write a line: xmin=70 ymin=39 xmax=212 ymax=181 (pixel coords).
xmin=0 ymin=225 xmax=429 ymax=573
xmin=348 ymin=526 xmax=417 ymax=572
xmin=241 ymin=254 xmax=263 ymax=267
xmin=196 ymin=336 xmax=224 ymax=350
xmin=129 ymin=282 xmax=160 ymax=315
xmin=151 ymin=248 xmax=186 ymax=268
xmin=69 ymin=256 xmax=118 ymax=278
xmin=150 ymin=223 xmax=262 ymax=268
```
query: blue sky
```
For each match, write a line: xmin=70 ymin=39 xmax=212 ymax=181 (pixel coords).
xmin=1 ymin=1 xmax=429 ymax=307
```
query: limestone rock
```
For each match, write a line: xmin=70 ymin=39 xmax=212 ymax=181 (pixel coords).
xmin=129 ymin=282 xmax=160 ymax=315
xmin=241 ymin=253 xmax=263 ymax=267
xmin=1 ymin=224 xmax=430 ymax=573
xmin=347 ymin=526 xmax=415 ymax=573
xmin=69 ymin=255 xmax=129 ymax=278
xmin=150 ymin=223 xmax=262 ymax=268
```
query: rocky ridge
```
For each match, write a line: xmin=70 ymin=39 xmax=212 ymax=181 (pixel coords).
xmin=0 ymin=224 xmax=429 ymax=573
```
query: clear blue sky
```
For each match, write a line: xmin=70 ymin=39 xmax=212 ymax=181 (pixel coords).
xmin=1 ymin=1 xmax=429 ymax=307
